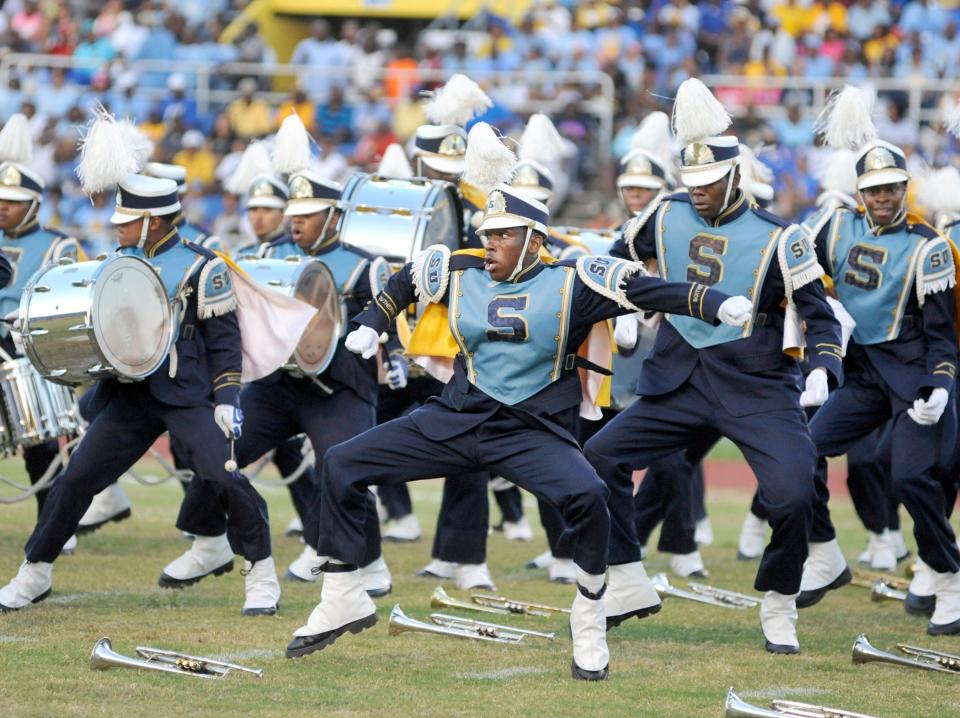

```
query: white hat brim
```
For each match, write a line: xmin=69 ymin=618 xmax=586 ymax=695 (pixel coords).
xmin=857 ymin=168 xmax=910 ymax=191
xmin=680 ymin=164 xmax=734 ymax=188
xmin=419 ymin=155 xmax=465 ymax=176
xmin=284 ymin=199 xmax=336 ymax=217
xmin=246 ymin=197 xmax=287 ymax=210
xmin=617 ymin=176 xmax=666 ymax=190
xmin=513 ymin=186 xmax=553 ymax=203
xmin=0 ymin=187 xmax=39 ymax=202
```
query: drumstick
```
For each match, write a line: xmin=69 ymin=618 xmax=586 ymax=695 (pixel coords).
xmin=224 ymin=439 xmax=238 ymax=472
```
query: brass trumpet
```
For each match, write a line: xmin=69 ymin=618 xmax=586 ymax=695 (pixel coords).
xmin=870 ymin=580 xmax=907 ymax=603
xmin=852 ymin=569 xmax=909 ymax=592
xmin=651 ymin=573 xmax=757 ymax=609
xmin=388 ymin=604 xmax=555 ymax=644
xmin=724 ymin=688 xmax=879 ymax=718
xmin=852 ymin=633 xmax=960 ymax=674
xmin=430 ymin=586 xmax=568 ymax=617
xmin=89 ymin=637 xmax=263 ymax=679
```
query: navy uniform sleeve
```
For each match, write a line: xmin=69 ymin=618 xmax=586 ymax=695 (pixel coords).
xmin=353 ymin=262 xmax=419 ymax=335
xmin=0 ymin=251 xmax=12 ymax=289
xmin=920 ymin=288 xmax=958 ymax=393
xmin=609 ymin=215 xmax=656 ymax=262
xmin=193 ymin=264 xmax=242 ymax=406
xmin=812 ymin=221 xmax=832 ymax=277
xmin=795 ymin=279 xmax=844 ymax=387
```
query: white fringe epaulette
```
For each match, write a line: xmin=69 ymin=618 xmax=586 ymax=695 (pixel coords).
xmin=915 ymin=236 xmax=957 ymax=306
xmin=622 ymin=192 xmax=668 ymax=262
xmin=575 ymin=255 xmax=649 ymax=313
xmin=410 ymin=244 xmax=451 ymax=304
xmin=777 ymin=224 xmax=824 ymax=305
xmin=197 ymin=257 xmax=238 ymax=319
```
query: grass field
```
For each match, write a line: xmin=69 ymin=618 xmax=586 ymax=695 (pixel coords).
xmin=0 ymin=456 xmax=958 ymax=718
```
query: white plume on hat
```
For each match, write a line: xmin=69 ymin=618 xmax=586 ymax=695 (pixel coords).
xmin=0 ymin=113 xmax=33 ymax=164
xmin=77 ymin=105 xmax=153 ymax=194
xmin=916 ymin=165 xmax=960 ymax=214
xmin=462 ymin=122 xmax=516 ymax=194
xmin=225 ymin=140 xmax=273 ymax=195
xmin=425 ymin=74 xmax=492 ymax=127
xmin=815 ymin=85 xmax=877 ymax=151
xmin=738 ymin=145 xmax=774 ymax=201
xmin=814 ymin=148 xmax=859 ymax=195
xmin=629 ymin=110 xmax=676 ymax=183
xmin=376 ymin=143 xmax=413 ymax=178
xmin=943 ymin=98 xmax=960 ymax=139
xmin=518 ymin=113 xmax=566 ymax=164
xmin=671 ymin=78 xmax=732 ymax=146
xmin=272 ymin=113 xmax=312 ymax=176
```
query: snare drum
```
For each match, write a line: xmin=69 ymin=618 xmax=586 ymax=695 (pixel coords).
xmin=0 ymin=357 xmax=80 ymax=453
xmin=19 ymin=255 xmax=174 ymax=386
xmin=236 ymin=257 xmax=343 ymax=376
xmin=339 ymin=174 xmax=464 ymax=263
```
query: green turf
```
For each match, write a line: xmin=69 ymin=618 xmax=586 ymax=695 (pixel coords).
xmin=0 ymin=459 xmax=957 ymax=718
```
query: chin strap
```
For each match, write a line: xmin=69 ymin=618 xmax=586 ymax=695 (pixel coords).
xmin=309 ymin=207 xmax=341 ymax=252
xmin=11 ymin=199 xmax=39 ymax=234
xmin=863 ymin=196 xmax=907 ymax=236
xmin=719 ymin=166 xmax=737 ymax=216
xmin=507 ymin=226 xmax=534 ymax=283
xmin=137 ymin=215 xmax=151 ymax=250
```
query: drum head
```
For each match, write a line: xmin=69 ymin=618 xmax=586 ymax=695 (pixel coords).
xmin=292 ymin=261 xmax=342 ymax=375
xmin=91 ymin=256 xmax=173 ymax=379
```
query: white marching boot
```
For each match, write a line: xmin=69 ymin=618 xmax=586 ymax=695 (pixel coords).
xmin=502 ymin=517 xmax=534 ymax=542
xmin=285 ymin=545 xmax=323 ymax=583
xmin=287 ymin=564 xmax=377 ymax=658
xmin=670 ymin=550 xmax=709 ymax=579
xmin=760 ymin=591 xmax=800 ymax=654
xmin=797 ymin=539 xmax=851 ymax=608
xmin=0 ymin=561 xmax=53 ymax=612
xmin=382 ymin=514 xmax=421 ymax=542
xmin=361 ymin=555 xmax=392 ymax=598
xmin=889 ymin=530 xmax=910 ymax=562
xmin=906 ymin=558 xmax=937 ymax=617
xmin=77 ymin=482 xmax=132 ymax=534
xmin=242 ymin=557 xmax=281 ymax=616
xmin=928 ymin=570 xmax=960 ymax=635
xmin=549 ymin=558 xmax=577 ymax=584
xmin=415 ymin=559 xmax=456 ymax=580
xmin=284 ymin=516 xmax=304 ymax=538
xmin=856 ymin=530 xmax=896 ymax=571
xmin=570 ymin=570 xmax=609 ymax=681
xmin=60 ymin=534 xmax=77 ymax=556
xmin=737 ymin=511 xmax=767 ymax=560
xmin=694 ymin=517 xmax=714 ymax=547
xmin=158 ymin=534 xmax=234 ymax=588
xmin=604 ymin=561 xmax=661 ymax=630
xmin=525 ymin=550 xmax=554 ymax=570
xmin=455 ymin=563 xmax=496 ymax=591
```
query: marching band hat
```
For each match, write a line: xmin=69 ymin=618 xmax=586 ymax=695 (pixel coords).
xmin=0 ymin=161 xmax=44 ymax=201
xmin=110 ymin=174 xmax=181 ymax=224
xmin=617 ymin=149 xmax=670 ymax=190
xmin=511 ymin=159 xmax=555 ymax=203
xmin=855 ymin=140 xmax=910 ymax=190
xmin=679 ymin=135 xmax=740 ymax=188
xmin=413 ymin=124 xmax=467 ymax=176
xmin=477 ymin=184 xmax=549 ymax=236
xmin=143 ymin=161 xmax=187 ymax=193
xmin=284 ymin=170 xmax=342 ymax=216
xmin=246 ymin=174 xmax=288 ymax=210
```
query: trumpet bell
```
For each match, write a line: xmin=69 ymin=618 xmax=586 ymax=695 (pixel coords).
xmin=724 ymin=688 xmax=880 ymax=718
xmin=89 ymin=637 xmax=262 ymax=679
xmin=852 ymin=569 xmax=909 ymax=592
xmin=852 ymin=633 xmax=960 ymax=674
xmin=724 ymin=688 xmax=787 ymax=717
xmin=869 ymin=580 xmax=906 ymax=603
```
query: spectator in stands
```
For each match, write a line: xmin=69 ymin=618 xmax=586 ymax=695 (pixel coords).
xmin=847 ymin=0 xmax=892 ymax=42
xmin=291 ymin=19 xmax=343 ymax=103
xmin=773 ymin=98 xmax=814 ymax=148
xmin=36 ymin=68 xmax=80 ymax=120
xmin=316 ymin=86 xmax=354 ymax=144
xmin=10 ymin=1 xmax=46 ymax=52
xmin=227 ymin=77 xmax=273 ymax=139
xmin=161 ymin=73 xmax=200 ymax=130
xmin=276 ymin=88 xmax=317 ymax=134
xmin=173 ymin=129 xmax=217 ymax=188
xmin=0 ymin=77 xmax=25 ymax=123
xmin=104 ymin=72 xmax=149 ymax=123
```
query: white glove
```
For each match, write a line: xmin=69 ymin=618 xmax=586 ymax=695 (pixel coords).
xmin=385 ymin=354 xmax=409 ymax=390
xmin=214 ymin=404 xmax=244 ymax=439
xmin=4 ymin=310 xmax=23 ymax=355
xmin=613 ymin=314 xmax=639 ymax=350
xmin=799 ymin=368 xmax=830 ymax=408
xmin=345 ymin=325 xmax=380 ymax=359
xmin=907 ymin=387 xmax=950 ymax=426
xmin=717 ymin=296 xmax=753 ymax=327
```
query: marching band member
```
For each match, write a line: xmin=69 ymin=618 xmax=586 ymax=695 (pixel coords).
xmin=172 ymin=114 xmax=392 ymax=596
xmin=585 ymin=79 xmax=843 ymax=655
xmin=802 ymin=87 xmax=960 ymax=635
xmin=0 ymin=111 xmax=278 ymax=615
xmin=0 ymin=114 xmax=78 ymax=551
xmin=285 ymin=172 xmax=752 ymax=680
xmin=143 ymin=160 xmax=221 ymax=251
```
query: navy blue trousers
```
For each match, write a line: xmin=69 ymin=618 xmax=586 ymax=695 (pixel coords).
xmin=585 ymin=365 xmax=817 ymax=595
xmin=26 ymin=385 xmax=271 ymax=563
xmin=810 ymin=370 xmax=960 ymax=573
xmin=178 ymin=377 xmax=381 ymax=564
xmin=318 ymin=406 xmax=611 ymax=574
xmin=23 ymin=440 xmax=59 ymax=517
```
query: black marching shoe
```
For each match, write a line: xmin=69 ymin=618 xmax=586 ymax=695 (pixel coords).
xmin=904 ymin=592 xmax=936 ymax=618
xmin=571 ymin=659 xmax=609 ymax=681
xmin=796 ymin=567 xmax=851 ymax=609
xmin=286 ymin=613 xmax=378 ymax=658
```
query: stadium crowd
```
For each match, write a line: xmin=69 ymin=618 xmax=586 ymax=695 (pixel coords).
xmin=2 ymin=0 xmax=960 ymax=254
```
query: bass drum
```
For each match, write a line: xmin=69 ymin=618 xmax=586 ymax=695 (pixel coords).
xmin=19 ymin=255 xmax=174 ymax=386
xmin=0 ymin=357 xmax=79 ymax=453
xmin=339 ymin=173 xmax=464 ymax=263
xmin=236 ymin=257 xmax=342 ymax=376
xmin=549 ymin=226 xmax=621 ymax=261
